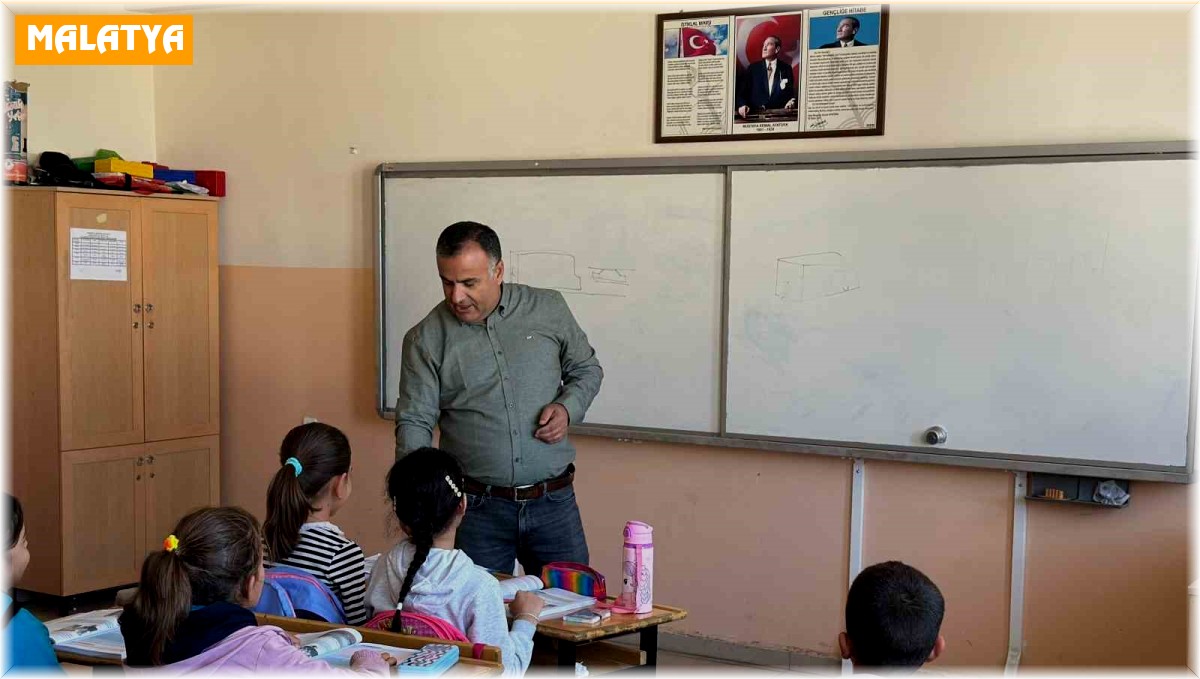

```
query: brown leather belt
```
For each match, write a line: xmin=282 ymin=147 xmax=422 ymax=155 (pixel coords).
xmin=462 ymin=464 xmax=575 ymax=501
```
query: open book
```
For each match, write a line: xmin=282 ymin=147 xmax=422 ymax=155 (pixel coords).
xmin=45 ymin=608 xmax=126 ymax=660
xmin=295 ymin=628 xmax=414 ymax=668
xmin=499 ymin=576 xmax=597 ymax=621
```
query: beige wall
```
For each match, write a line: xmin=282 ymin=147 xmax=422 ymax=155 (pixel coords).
xmin=5 ymin=6 xmax=157 ymax=163
xmin=152 ymin=7 xmax=1188 ymax=270
xmin=9 ymin=4 xmax=1190 ymax=668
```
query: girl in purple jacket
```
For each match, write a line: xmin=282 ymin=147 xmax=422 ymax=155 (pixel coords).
xmin=119 ymin=506 xmax=393 ymax=674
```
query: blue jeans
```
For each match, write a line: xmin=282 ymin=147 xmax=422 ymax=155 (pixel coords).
xmin=455 ymin=483 xmax=590 ymax=576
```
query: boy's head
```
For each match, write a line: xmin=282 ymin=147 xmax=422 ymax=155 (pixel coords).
xmin=840 ymin=561 xmax=945 ymax=670
xmin=6 ymin=494 xmax=29 ymax=583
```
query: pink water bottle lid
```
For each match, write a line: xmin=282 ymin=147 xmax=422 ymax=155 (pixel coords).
xmin=623 ymin=521 xmax=653 ymax=544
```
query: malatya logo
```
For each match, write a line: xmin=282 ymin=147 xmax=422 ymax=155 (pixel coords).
xmin=15 ymin=15 xmax=193 ymax=65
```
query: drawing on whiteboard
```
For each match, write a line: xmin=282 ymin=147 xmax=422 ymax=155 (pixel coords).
xmin=511 ymin=251 xmax=631 ymax=297
xmin=775 ymin=252 xmax=860 ymax=301
xmin=590 ymin=268 xmax=629 ymax=287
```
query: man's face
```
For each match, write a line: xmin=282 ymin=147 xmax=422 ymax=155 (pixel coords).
xmin=438 ymin=242 xmax=504 ymax=324
xmin=761 ymin=38 xmax=780 ymax=60
xmin=836 ymin=19 xmax=857 ymax=41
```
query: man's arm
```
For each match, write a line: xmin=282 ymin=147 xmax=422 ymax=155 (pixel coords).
xmin=551 ymin=292 xmax=603 ymax=425
xmin=395 ymin=328 xmax=439 ymax=457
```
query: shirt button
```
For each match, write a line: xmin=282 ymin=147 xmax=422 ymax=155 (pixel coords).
xmin=497 ymin=350 xmax=503 ymax=355
xmin=512 ymin=429 xmax=519 ymax=435
xmin=515 ymin=458 xmax=521 ymax=463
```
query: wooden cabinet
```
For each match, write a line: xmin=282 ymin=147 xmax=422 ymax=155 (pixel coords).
xmin=142 ymin=200 xmax=220 ymax=441
xmin=11 ymin=187 xmax=221 ymax=597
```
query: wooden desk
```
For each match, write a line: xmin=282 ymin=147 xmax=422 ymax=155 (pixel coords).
xmin=52 ymin=615 xmax=504 ymax=675
xmin=534 ymin=602 xmax=687 ymax=671
xmin=257 ymin=614 xmax=504 ymax=675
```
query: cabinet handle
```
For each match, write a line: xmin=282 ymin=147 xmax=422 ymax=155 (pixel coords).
xmin=133 ymin=304 xmax=142 ymax=314
xmin=136 ymin=475 xmax=141 ymax=480
xmin=149 ymin=473 xmax=155 ymax=479
xmin=133 ymin=322 xmax=139 ymax=329
xmin=145 ymin=303 xmax=154 ymax=312
xmin=146 ymin=455 xmax=155 ymax=464
xmin=136 ymin=457 xmax=144 ymax=466
xmin=147 ymin=321 xmax=155 ymax=329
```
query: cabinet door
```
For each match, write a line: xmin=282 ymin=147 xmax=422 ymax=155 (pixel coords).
xmin=62 ymin=444 xmax=146 ymax=595
xmin=142 ymin=200 xmax=220 ymax=441
xmin=143 ymin=436 xmax=220 ymax=559
xmin=57 ymin=193 xmax=144 ymax=450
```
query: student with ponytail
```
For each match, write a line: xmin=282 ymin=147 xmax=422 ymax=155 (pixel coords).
xmin=119 ymin=506 xmax=394 ymax=673
xmin=263 ymin=422 xmax=368 ymax=624
xmin=365 ymin=447 xmax=544 ymax=676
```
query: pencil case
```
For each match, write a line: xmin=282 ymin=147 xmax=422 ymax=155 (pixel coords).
xmin=541 ymin=561 xmax=606 ymax=600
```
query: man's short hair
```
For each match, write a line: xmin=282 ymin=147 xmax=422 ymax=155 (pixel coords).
xmin=845 ymin=561 xmax=944 ymax=668
xmin=842 ymin=16 xmax=861 ymax=30
xmin=764 ymin=35 xmax=782 ymax=49
xmin=436 ymin=221 xmax=502 ymax=267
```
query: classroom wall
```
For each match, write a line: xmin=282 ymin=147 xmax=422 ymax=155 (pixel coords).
xmin=5 ymin=8 xmax=157 ymax=164
xmin=150 ymin=5 xmax=1189 ymax=668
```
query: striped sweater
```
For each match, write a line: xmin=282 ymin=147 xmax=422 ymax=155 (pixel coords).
xmin=273 ymin=521 xmax=368 ymax=625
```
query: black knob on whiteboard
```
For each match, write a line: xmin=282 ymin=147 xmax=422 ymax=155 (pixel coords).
xmin=925 ymin=426 xmax=947 ymax=445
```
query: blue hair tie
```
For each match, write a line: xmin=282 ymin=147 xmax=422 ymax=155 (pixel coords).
xmin=284 ymin=457 xmax=303 ymax=477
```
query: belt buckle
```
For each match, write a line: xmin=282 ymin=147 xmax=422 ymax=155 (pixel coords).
xmin=512 ymin=481 xmax=536 ymax=501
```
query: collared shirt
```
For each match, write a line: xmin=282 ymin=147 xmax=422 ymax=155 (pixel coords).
xmin=395 ymin=283 xmax=603 ymax=486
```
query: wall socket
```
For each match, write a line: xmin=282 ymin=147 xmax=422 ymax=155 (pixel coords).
xmin=303 ymin=416 xmax=318 ymax=424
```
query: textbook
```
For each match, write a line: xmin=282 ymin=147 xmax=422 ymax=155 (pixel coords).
xmin=295 ymin=628 xmax=414 ymax=667
xmin=499 ymin=576 xmax=597 ymax=621
xmin=45 ymin=608 xmax=126 ymax=660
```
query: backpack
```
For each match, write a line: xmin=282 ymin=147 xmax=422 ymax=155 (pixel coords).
xmin=251 ymin=564 xmax=347 ymax=624
xmin=363 ymin=610 xmax=487 ymax=660
xmin=364 ymin=608 xmax=472 ymax=638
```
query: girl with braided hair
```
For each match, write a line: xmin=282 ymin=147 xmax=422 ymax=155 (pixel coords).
xmin=365 ymin=447 xmax=543 ymax=675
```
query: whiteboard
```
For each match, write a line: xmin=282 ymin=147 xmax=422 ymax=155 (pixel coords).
xmin=380 ymin=172 xmax=724 ymax=433
xmin=727 ymin=160 xmax=1195 ymax=468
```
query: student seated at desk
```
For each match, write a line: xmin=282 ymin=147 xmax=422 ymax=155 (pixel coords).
xmin=264 ymin=422 xmax=369 ymax=624
xmin=365 ymin=447 xmax=544 ymax=676
xmin=119 ymin=506 xmax=395 ymax=674
xmin=839 ymin=561 xmax=946 ymax=674
xmin=4 ymin=494 xmax=63 ymax=674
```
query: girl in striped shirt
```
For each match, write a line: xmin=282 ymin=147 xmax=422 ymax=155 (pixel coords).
xmin=263 ymin=422 xmax=368 ymax=624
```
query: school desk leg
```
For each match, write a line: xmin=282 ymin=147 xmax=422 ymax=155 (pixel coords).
xmin=557 ymin=639 xmax=578 ymax=668
xmin=640 ymin=626 xmax=658 ymax=668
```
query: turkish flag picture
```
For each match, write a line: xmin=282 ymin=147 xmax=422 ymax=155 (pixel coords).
xmin=680 ymin=25 xmax=728 ymax=58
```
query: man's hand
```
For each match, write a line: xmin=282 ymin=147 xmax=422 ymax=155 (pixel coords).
xmin=737 ymin=105 xmax=749 ymax=118
xmin=785 ymin=98 xmax=796 ymax=110
xmin=534 ymin=403 xmax=570 ymax=444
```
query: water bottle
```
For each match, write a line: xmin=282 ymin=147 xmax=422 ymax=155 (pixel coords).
xmin=612 ymin=521 xmax=653 ymax=614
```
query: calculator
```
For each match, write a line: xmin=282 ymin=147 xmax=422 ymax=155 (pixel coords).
xmin=397 ymin=643 xmax=459 ymax=676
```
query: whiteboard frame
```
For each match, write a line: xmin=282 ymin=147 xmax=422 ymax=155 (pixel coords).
xmin=376 ymin=141 xmax=1194 ymax=483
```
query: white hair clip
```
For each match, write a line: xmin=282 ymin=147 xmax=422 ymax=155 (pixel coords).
xmin=445 ymin=475 xmax=462 ymax=497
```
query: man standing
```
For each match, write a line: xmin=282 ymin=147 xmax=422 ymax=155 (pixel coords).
xmin=395 ymin=221 xmax=603 ymax=576
xmin=819 ymin=17 xmax=870 ymax=48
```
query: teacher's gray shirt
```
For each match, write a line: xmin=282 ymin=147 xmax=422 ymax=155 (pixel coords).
xmin=396 ymin=283 xmax=603 ymax=486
